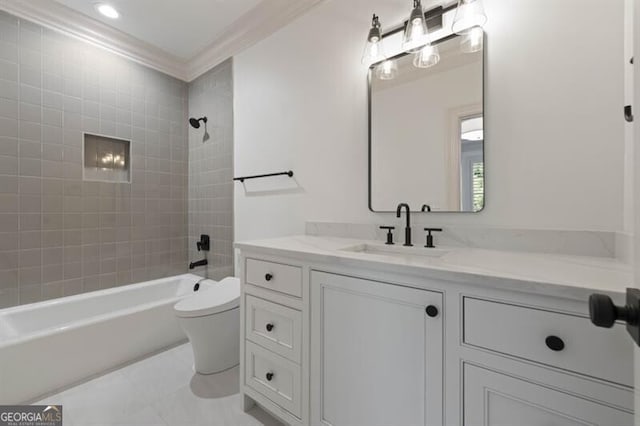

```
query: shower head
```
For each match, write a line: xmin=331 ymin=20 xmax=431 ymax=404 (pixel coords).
xmin=189 ymin=116 xmax=207 ymax=129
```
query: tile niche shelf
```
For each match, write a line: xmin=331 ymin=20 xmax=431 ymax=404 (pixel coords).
xmin=83 ymin=133 xmax=131 ymax=183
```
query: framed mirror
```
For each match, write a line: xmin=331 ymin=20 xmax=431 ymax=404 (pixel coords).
xmin=368 ymin=33 xmax=485 ymax=213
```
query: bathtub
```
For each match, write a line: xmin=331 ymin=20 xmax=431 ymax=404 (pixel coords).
xmin=0 ymin=273 xmax=212 ymax=404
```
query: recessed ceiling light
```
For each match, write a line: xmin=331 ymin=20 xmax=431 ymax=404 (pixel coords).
xmin=95 ymin=3 xmax=119 ymax=19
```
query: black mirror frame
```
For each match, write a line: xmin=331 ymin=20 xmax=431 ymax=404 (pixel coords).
xmin=367 ymin=32 xmax=487 ymax=214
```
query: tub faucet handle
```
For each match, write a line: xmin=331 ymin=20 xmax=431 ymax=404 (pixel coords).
xmin=196 ymin=235 xmax=210 ymax=252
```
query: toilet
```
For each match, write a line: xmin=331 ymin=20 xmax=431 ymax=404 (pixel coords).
xmin=174 ymin=277 xmax=241 ymax=375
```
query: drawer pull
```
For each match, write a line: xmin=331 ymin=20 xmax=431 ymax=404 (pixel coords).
xmin=265 ymin=273 xmax=273 ymax=281
xmin=266 ymin=323 xmax=274 ymax=332
xmin=425 ymin=305 xmax=439 ymax=318
xmin=545 ymin=335 xmax=565 ymax=352
xmin=265 ymin=372 xmax=274 ymax=381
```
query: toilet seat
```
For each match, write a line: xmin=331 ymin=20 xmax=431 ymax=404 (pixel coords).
xmin=174 ymin=277 xmax=240 ymax=318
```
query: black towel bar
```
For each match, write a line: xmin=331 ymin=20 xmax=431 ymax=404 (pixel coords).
xmin=233 ymin=171 xmax=294 ymax=183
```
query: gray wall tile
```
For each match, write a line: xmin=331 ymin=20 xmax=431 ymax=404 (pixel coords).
xmin=187 ymin=59 xmax=234 ymax=281
xmin=0 ymin=13 xmax=189 ymax=307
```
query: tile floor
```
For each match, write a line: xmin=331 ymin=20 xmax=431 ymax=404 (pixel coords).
xmin=35 ymin=344 xmax=283 ymax=426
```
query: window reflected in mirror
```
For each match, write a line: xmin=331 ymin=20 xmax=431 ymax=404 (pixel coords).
xmin=460 ymin=115 xmax=484 ymax=211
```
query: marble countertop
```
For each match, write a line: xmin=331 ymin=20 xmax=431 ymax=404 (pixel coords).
xmin=235 ymin=235 xmax=632 ymax=301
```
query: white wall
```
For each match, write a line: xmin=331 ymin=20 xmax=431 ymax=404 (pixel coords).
xmin=234 ymin=0 xmax=625 ymax=242
xmin=624 ymin=0 xmax=634 ymax=234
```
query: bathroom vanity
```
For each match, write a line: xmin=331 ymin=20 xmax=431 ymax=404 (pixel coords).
xmin=237 ymin=235 xmax=633 ymax=426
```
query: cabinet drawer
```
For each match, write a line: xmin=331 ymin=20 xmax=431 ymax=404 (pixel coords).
xmin=463 ymin=297 xmax=633 ymax=386
xmin=245 ymin=341 xmax=301 ymax=418
xmin=245 ymin=295 xmax=302 ymax=363
xmin=246 ymin=259 xmax=302 ymax=298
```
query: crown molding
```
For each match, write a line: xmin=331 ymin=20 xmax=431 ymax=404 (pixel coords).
xmin=0 ymin=0 xmax=188 ymax=80
xmin=185 ymin=0 xmax=324 ymax=82
xmin=0 ymin=0 xmax=324 ymax=82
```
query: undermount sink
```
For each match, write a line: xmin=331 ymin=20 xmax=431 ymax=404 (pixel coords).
xmin=339 ymin=243 xmax=450 ymax=260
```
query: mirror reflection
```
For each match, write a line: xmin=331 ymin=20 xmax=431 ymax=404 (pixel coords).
xmin=369 ymin=33 xmax=484 ymax=212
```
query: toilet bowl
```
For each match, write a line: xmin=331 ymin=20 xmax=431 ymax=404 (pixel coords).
xmin=174 ymin=277 xmax=240 ymax=374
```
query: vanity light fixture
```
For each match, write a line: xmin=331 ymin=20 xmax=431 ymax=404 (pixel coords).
xmin=413 ymin=44 xmax=440 ymax=68
xmin=376 ymin=60 xmax=398 ymax=80
xmin=95 ymin=3 xmax=120 ymax=19
xmin=362 ymin=14 xmax=386 ymax=64
xmin=402 ymin=0 xmax=431 ymax=53
xmin=451 ymin=0 xmax=487 ymax=34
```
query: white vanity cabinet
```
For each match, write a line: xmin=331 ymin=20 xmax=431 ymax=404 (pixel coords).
xmin=237 ymin=244 xmax=634 ymax=426
xmin=463 ymin=364 xmax=633 ymax=426
xmin=240 ymin=256 xmax=308 ymax=426
xmin=461 ymin=296 xmax=634 ymax=426
xmin=309 ymin=271 xmax=443 ymax=426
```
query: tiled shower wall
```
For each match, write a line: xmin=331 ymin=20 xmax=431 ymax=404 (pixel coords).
xmin=187 ymin=60 xmax=234 ymax=280
xmin=0 ymin=11 xmax=189 ymax=308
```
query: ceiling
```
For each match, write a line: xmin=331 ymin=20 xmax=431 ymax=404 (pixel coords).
xmin=52 ymin=0 xmax=262 ymax=61
xmin=0 ymin=0 xmax=323 ymax=81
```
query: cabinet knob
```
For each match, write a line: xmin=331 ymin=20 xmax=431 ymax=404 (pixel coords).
xmin=265 ymin=372 xmax=274 ymax=381
xmin=266 ymin=323 xmax=274 ymax=332
xmin=425 ymin=305 xmax=439 ymax=317
xmin=545 ymin=335 xmax=565 ymax=352
xmin=265 ymin=273 xmax=273 ymax=282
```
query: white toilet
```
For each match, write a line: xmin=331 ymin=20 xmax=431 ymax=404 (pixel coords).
xmin=174 ymin=277 xmax=241 ymax=375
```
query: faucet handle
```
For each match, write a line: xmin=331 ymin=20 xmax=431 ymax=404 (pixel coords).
xmin=423 ymin=228 xmax=443 ymax=248
xmin=379 ymin=226 xmax=395 ymax=245
xmin=197 ymin=234 xmax=210 ymax=252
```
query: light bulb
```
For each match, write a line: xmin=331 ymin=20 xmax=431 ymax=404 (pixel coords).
xmin=452 ymin=0 xmax=487 ymax=35
xmin=402 ymin=0 xmax=430 ymax=53
xmin=460 ymin=26 xmax=484 ymax=53
xmin=376 ymin=60 xmax=398 ymax=80
xmin=413 ymin=44 xmax=440 ymax=68
xmin=362 ymin=14 xmax=387 ymax=64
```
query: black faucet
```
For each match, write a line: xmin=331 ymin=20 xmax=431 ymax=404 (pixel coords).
xmin=396 ymin=203 xmax=412 ymax=247
xmin=190 ymin=235 xmax=210 ymax=270
xmin=189 ymin=259 xmax=208 ymax=270
xmin=421 ymin=204 xmax=431 ymax=212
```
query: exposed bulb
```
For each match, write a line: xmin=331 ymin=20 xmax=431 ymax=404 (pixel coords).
xmin=460 ymin=26 xmax=484 ymax=53
xmin=376 ymin=60 xmax=398 ymax=80
xmin=452 ymin=0 xmax=487 ymax=35
xmin=413 ymin=44 xmax=440 ymax=68
xmin=362 ymin=14 xmax=386 ymax=64
xmin=402 ymin=0 xmax=430 ymax=53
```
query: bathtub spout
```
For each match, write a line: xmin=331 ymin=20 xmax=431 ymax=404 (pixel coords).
xmin=189 ymin=259 xmax=208 ymax=270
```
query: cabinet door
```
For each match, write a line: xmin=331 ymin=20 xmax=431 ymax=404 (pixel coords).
xmin=464 ymin=364 xmax=633 ymax=426
xmin=310 ymin=271 xmax=443 ymax=426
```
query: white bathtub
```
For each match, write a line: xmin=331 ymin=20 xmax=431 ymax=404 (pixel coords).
xmin=0 ymin=273 xmax=212 ymax=404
